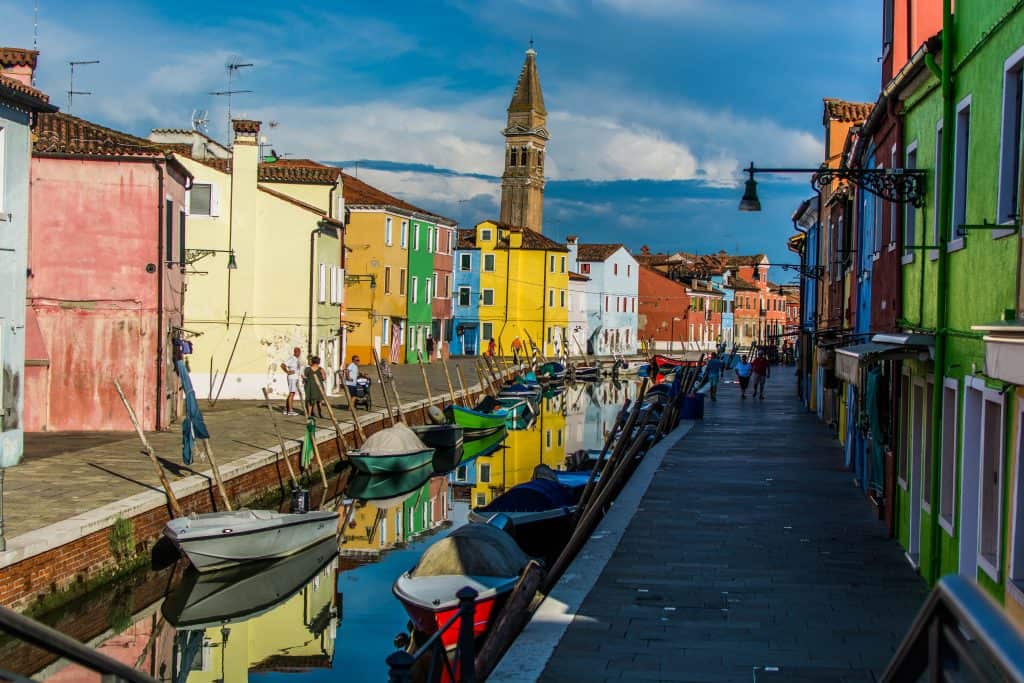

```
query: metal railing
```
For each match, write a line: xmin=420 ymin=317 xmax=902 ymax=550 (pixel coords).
xmin=881 ymin=575 xmax=1024 ymax=682
xmin=0 ymin=604 xmax=157 ymax=683
xmin=386 ymin=586 xmax=478 ymax=683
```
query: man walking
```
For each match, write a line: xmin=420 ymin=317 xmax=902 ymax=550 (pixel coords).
xmin=280 ymin=347 xmax=303 ymax=415
xmin=511 ymin=336 xmax=523 ymax=364
xmin=751 ymin=350 xmax=771 ymax=400
xmin=704 ymin=351 xmax=724 ymax=401
xmin=425 ymin=335 xmax=434 ymax=361
xmin=734 ymin=355 xmax=753 ymax=399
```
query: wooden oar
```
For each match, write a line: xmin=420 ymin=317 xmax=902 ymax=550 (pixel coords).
xmin=261 ymin=387 xmax=299 ymax=488
xmin=341 ymin=375 xmax=366 ymax=445
xmin=416 ymin=351 xmax=434 ymax=404
xmin=113 ymin=379 xmax=183 ymax=518
xmin=474 ymin=360 xmax=495 ymax=399
xmin=311 ymin=370 xmax=350 ymax=459
xmin=306 ymin=422 xmax=330 ymax=506
xmin=371 ymin=347 xmax=397 ymax=426
xmin=387 ymin=366 xmax=407 ymax=423
xmin=441 ymin=358 xmax=459 ymax=407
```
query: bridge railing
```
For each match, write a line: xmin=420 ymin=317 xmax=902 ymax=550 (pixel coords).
xmin=386 ymin=586 xmax=478 ymax=683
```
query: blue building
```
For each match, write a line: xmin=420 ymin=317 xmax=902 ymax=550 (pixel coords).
xmin=0 ymin=50 xmax=56 ymax=477
xmin=710 ymin=273 xmax=734 ymax=349
xmin=450 ymin=229 xmax=480 ymax=355
xmin=790 ymin=196 xmax=820 ymax=415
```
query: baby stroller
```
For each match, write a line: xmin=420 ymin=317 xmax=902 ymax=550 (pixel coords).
xmin=348 ymin=376 xmax=372 ymax=410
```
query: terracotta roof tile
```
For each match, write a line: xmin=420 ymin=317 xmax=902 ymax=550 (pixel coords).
xmin=457 ymin=228 xmax=477 ymax=249
xmin=232 ymin=119 xmax=260 ymax=134
xmin=731 ymin=277 xmax=760 ymax=291
xmin=0 ymin=73 xmax=53 ymax=108
xmin=577 ymin=243 xmax=623 ymax=262
xmin=34 ymin=112 xmax=167 ymax=157
xmin=823 ymin=98 xmax=874 ymax=123
xmin=189 ymin=157 xmax=342 ymax=185
xmin=494 ymin=223 xmax=567 ymax=252
xmin=342 ymin=171 xmax=454 ymax=225
xmin=569 ymin=270 xmax=589 ymax=282
xmin=0 ymin=47 xmax=38 ymax=68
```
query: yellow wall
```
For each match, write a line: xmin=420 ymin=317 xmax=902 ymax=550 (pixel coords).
xmin=177 ymin=140 xmax=343 ymax=400
xmin=344 ymin=210 xmax=409 ymax=364
xmin=476 ymin=221 xmax=568 ymax=358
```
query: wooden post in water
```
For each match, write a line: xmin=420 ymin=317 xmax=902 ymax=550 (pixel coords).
xmin=416 ymin=352 xmax=434 ymax=404
xmin=113 ymin=379 xmax=183 ymax=518
xmin=441 ymin=358 xmax=459 ymax=407
xmin=455 ymin=364 xmax=472 ymax=405
xmin=575 ymin=398 xmax=631 ymax=514
xmin=311 ymin=371 xmax=350 ymax=458
xmin=341 ymin=379 xmax=366 ymax=445
xmin=474 ymin=360 xmax=495 ymax=399
xmin=387 ymin=368 xmax=407 ymax=423
xmin=261 ymin=387 xmax=299 ymax=488
xmin=307 ymin=425 xmax=330 ymax=507
xmin=197 ymin=439 xmax=233 ymax=511
xmin=474 ymin=560 xmax=545 ymax=679
xmin=371 ymin=347 xmax=397 ymax=427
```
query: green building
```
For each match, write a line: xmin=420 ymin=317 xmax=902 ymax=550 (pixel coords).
xmin=898 ymin=0 xmax=1024 ymax=621
xmin=406 ymin=218 xmax=436 ymax=363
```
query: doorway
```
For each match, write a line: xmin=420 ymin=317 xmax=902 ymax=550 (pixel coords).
xmin=908 ymin=380 xmax=924 ymax=564
xmin=959 ymin=380 xmax=983 ymax=579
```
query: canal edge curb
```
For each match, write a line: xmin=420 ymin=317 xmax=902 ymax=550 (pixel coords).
xmin=488 ymin=419 xmax=696 ymax=682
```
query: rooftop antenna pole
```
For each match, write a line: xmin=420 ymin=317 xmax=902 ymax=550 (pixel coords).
xmin=209 ymin=60 xmax=253 ymax=140
xmin=67 ymin=59 xmax=99 ymax=113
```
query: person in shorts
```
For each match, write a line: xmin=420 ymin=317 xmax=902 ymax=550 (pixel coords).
xmin=280 ymin=347 xmax=303 ymax=415
xmin=734 ymin=355 xmax=753 ymax=399
xmin=751 ymin=350 xmax=771 ymax=400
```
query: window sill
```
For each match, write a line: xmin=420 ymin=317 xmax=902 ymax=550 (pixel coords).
xmin=871 ymin=252 xmax=881 ymax=262
xmin=978 ymin=554 xmax=1001 ymax=582
xmin=993 ymin=223 xmax=1017 ymax=240
xmin=947 ymin=237 xmax=966 ymax=253
xmin=904 ymin=551 xmax=920 ymax=570
xmin=887 ymin=242 xmax=897 ymax=252
xmin=901 ymin=253 xmax=915 ymax=266
xmin=938 ymin=515 xmax=955 ymax=537
xmin=929 ymin=249 xmax=939 ymax=261
xmin=1008 ymin=580 xmax=1024 ymax=609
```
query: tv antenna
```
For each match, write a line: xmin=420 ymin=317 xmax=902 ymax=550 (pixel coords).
xmin=209 ymin=59 xmax=253 ymax=139
xmin=190 ymin=109 xmax=210 ymax=133
xmin=67 ymin=59 xmax=99 ymax=113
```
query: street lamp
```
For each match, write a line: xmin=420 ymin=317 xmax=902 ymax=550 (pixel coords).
xmin=737 ymin=162 xmax=927 ymax=211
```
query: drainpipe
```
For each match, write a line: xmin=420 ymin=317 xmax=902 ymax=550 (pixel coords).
xmin=309 ymin=227 xmax=319 ymax=356
xmin=928 ymin=0 xmax=954 ymax=585
xmin=154 ymin=161 xmax=165 ymax=431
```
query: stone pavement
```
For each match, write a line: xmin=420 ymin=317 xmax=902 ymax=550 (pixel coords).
xmin=540 ymin=373 xmax=929 ymax=682
xmin=3 ymin=357 xmax=502 ymax=540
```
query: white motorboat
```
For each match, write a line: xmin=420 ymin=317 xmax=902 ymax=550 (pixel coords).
xmin=163 ymin=508 xmax=338 ymax=572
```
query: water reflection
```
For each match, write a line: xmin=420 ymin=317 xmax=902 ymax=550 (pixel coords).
xmin=14 ymin=381 xmax=635 ymax=682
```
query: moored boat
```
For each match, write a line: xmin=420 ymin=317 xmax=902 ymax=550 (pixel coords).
xmin=393 ymin=523 xmax=530 ymax=646
xmin=411 ymin=423 xmax=464 ymax=450
xmin=163 ymin=508 xmax=339 ymax=572
xmin=349 ymin=423 xmax=435 ymax=474
xmin=446 ymin=403 xmax=509 ymax=434
xmin=345 ymin=466 xmax=434 ymax=503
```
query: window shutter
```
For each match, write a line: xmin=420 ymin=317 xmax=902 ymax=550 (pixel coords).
xmin=338 ymin=268 xmax=345 ymax=306
xmin=210 ymin=184 xmax=220 ymax=217
xmin=319 ymin=264 xmax=327 ymax=303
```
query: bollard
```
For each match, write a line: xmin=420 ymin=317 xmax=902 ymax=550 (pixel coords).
xmin=456 ymin=586 xmax=479 ymax=683
xmin=386 ymin=650 xmax=415 ymax=683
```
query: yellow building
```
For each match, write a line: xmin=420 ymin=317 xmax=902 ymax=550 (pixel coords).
xmin=150 ymin=121 xmax=345 ymax=399
xmin=466 ymin=220 xmax=569 ymax=358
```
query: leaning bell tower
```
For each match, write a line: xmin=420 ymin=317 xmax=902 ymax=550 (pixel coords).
xmin=499 ymin=46 xmax=549 ymax=232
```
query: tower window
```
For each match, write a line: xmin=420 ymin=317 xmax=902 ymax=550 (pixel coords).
xmin=537 ymin=150 xmax=543 ymax=168
xmin=508 ymin=147 xmax=516 ymax=167
xmin=520 ymin=146 xmax=528 ymax=166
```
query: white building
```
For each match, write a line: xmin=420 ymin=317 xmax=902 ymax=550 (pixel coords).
xmin=566 ymin=238 xmax=639 ymax=356
xmin=567 ymin=270 xmax=590 ymax=357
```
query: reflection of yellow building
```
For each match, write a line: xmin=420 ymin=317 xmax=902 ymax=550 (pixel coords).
xmin=180 ymin=560 xmax=338 ymax=682
xmin=341 ymin=478 xmax=449 ymax=555
xmin=471 ymin=395 xmax=565 ymax=507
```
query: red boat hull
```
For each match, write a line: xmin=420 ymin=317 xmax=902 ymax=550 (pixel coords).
xmin=400 ymin=592 xmax=507 ymax=648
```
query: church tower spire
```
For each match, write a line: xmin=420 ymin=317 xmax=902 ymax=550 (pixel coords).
xmin=500 ymin=46 xmax=549 ymax=232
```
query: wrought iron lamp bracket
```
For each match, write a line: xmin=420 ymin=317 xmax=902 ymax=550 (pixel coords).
xmin=811 ymin=167 xmax=928 ymax=207
xmin=184 ymin=248 xmax=234 ymax=266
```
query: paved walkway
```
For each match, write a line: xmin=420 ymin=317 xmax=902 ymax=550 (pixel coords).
xmin=3 ymin=358 xmax=503 ymax=540
xmin=541 ymin=375 xmax=928 ymax=682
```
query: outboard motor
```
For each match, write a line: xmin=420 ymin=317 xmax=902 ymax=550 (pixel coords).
xmin=290 ymin=487 xmax=310 ymax=514
xmin=427 ymin=405 xmax=446 ymax=425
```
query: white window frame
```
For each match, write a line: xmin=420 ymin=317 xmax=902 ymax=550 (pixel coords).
xmin=425 ymin=277 xmax=432 ymax=303
xmin=400 ymin=220 xmax=408 ymax=249
xmin=996 ymin=45 xmax=1024 ymax=235
xmin=413 ymin=223 xmax=420 ymax=251
xmin=318 ymin=263 xmax=327 ymax=303
xmin=482 ymin=288 xmax=494 ymax=306
xmin=977 ymin=388 xmax=1005 ymax=582
xmin=898 ymin=367 xmax=911 ymax=489
xmin=427 ymin=226 xmax=434 ymax=253
xmin=384 ymin=265 xmax=392 ymax=294
xmin=187 ymin=182 xmax=216 ymax=218
xmin=482 ymin=322 xmax=493 ymax=340
xmin=889 ymin=144 xmax=898 ymax=250
xmin=922 ymin=376 xmax=934 ymax=513
xmin=949 ymin=95 xmax=971 ymax=252
xmin=483 ymin=253 xmax=496 ymax=272
xmin=938 ymin=378 xmax=958 ymax=535
xmin=1008 ymin=400 xmax=1024 ymax=606
xmin=385 ymin=216 xmax=393 ymax=246
xmin=931 ymin=121 xmax=942 ymax=261
xmin=903 ymin=142 xmax=918 ymax=265
xmin=480 ymin=228 xmax=492 ymax=241
xmin=411 ymin=275 xmax=419 ymax=304
xmin=460 ymin=253 xmax=471 ymax=271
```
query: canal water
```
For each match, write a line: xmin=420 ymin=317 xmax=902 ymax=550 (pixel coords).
xmin=1 ymin=380 xmax=638 ymax=682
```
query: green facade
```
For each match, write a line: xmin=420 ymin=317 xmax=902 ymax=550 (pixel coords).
xmin=406 ymin=218 xmax=436 ymax=363
xmin=898 ymin=1 xmax=1024 ymax=603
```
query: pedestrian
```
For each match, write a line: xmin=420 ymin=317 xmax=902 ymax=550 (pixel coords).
xmin=751 ymin=350 xmax=771 ymax=400
xmin=303 ymin=355 xmax=328 ymax=418
xmin=280 ymin=347 xmax=303 ymax=415
xmin=345 ymin=354 xmax=361 ymax=391
xmin=511 ymin=336 xmax=523 ymax=364
xmin=734 ymin=355 xmax=753 ymax=399
xmin=705 ymin=351 xmax=724 ymax=401
xmin=425 ymin=335 xmax=434 ymax=361
xmin=487 ymin=337 xmax=496 ymax=357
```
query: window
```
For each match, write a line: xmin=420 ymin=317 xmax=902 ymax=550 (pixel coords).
xmin=549 ymin=255 xmax=555 ymax=272
xmin=165 ymin=199 xmax=174 ymax=264
xmin=560 ymin=290 xmax=566 ymax=307
xmin=904 ymin=143 xmax=918 ymax=259
xmin=546 ymin=430 xmax=551 ymax=448
xmin=614 ymin=263 xmax=619 ymax=275
xmin=458 ymin=286 xmax=471 ymax=307
xmin=998 ymin=49 xmax=1024 ymax=226
xmin=399 ymin=268 xmax=406 ymax=295
xmin=950 ymin=97 xmax=971 ymax=246
xmin=882 ymin=0 xmax=893 ymax=50
xmin=411 ymin=276 xmax=419 ymax=304
xmin=386 ymin=217 xmax=393 ymax=246
xmin=605 ymin=296 xmax=609 ymax=312
xmin=627 ymin=264 xmax=631 ymax=277
xmin=414 ymin=223 xmax=421 ymax=251
xmin=401 ymin=220 xmax=408 ymax=249
xmin=427 ymin=226 xmax=434 ymax=253
xmin=460 ymin=253 xmax=472 ymax=271
xmin=932 ymin=121 xmax=943 ymax=258
xmin=1010 ymin=403 xmax=1024 ymax=599
xmin=979 ymin=394 xmax=1005 ymax=578
xmin=188 ymin=183 xmax=213 ymax=216
xmin=482 ymin=322 xmax=493 ymax=339
xmin=384 ymin=266 xmax=392 ymax=294
xmin=631 ymin=297 xmax=636 ymax=312
xmin=481 ymin=228 xmax=492 ymax=241
xmin=179 ymin=209 xmax=186 ymax=269
xmin=581 ymin=263 xmax=590 ymax=274
xmin=537 ymin=150 xmax=543 ymax=167
xmin=548 ymin=289 xmax=554 ymax=307
xmin=483 ymin=254 xmax=495 ymax=272
xmin=922 ymin=378 xmax=934 ymax=510
xmin=425 ymin=278 xmax=432 ymax=303
xmin=873 ymin=165 xmax=884 ymax=254
xmin=508 ymin=146 xmax=516 ymax=167
xmin=318 ymin=263 xmax=327 ymax=303
xmin=560 ymin=256 xmax=566 ymax=273
xmin=479 ymin=462 xmax=491 ymax=483
xmin=456 ymin=465 xmax=468 ymax=482
xmin=444 ymin=274 xmax=450 ymax=297
xmin=520 ymin=146 xmax=528 ymax=165
xmin=482 ymin=289 xmax=494 ymax=306
xmin=939 ymin=379 xmax=958 ymax=533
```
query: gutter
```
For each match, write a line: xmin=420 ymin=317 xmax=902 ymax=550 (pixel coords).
xmin=153 ymin=161 xmax=165 ymax=431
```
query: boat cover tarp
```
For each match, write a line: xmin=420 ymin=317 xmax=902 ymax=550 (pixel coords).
xmin=480 ymin=479 xmax=575 ymax=513
xmin=359 ymin=422 xmax=427 ymax=456
xmin=475 ymin=395 xmax=500 ymax=413
xmin=412 ymin=523 xmax=528 ymax=578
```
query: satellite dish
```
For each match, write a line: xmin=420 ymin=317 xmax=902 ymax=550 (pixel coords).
xmin=191 ymin=109 xmax=209 ymax=133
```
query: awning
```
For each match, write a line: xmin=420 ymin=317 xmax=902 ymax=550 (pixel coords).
xmin=835 ymin=338 xmax=932 ymax=385
xmin=971 ymin=319 xmax=1024 ymax=384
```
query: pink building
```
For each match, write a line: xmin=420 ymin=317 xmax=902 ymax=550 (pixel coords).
xmin=25 ymin=112 xmax=191 ymax=431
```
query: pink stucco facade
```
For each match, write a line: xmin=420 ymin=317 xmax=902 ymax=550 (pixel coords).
xmin=25 ymin=156 xmax=188 ymax=431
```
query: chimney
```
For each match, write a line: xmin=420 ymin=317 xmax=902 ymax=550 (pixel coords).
xmin=231 ymin=118 xmax=260 ymax=187
xmin=565 ymin=235 xmax=578 ymax=271
xmin=0 ymin=47 xmax=39 ymax=86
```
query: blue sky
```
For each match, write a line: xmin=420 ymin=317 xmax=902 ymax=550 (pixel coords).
xmin=3 ymin=0 xmax=881 ymax=268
